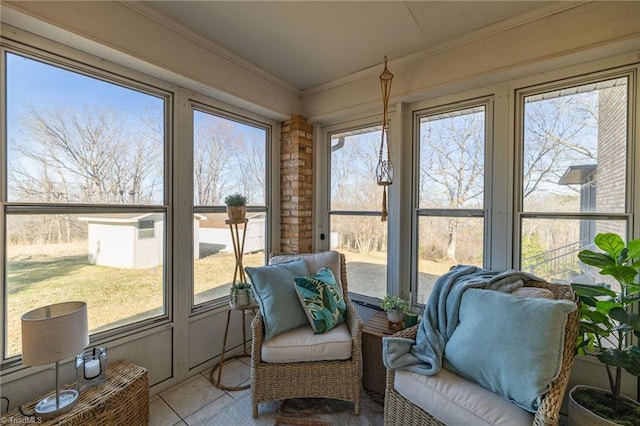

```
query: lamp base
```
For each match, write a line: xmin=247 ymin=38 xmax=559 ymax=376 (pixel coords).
xmin=35 ymin=389 xmax=79 ymax=420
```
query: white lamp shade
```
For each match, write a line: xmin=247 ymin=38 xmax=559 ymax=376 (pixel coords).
xmin=21 ymin=301 xmax=89 ymax=366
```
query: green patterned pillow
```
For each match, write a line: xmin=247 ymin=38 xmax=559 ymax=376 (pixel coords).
xmin=294 ymin=268 xmax=346 ymax=334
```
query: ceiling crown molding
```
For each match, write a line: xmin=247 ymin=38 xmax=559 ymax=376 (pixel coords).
xmin=302 ymin=1 xmax=588 ymax=97
xmin=122 ymin=1 xmax=301 ymax=97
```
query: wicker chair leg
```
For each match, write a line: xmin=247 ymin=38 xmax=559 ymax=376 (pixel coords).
xmin=252 ymin=403 xmax=258 ymax=418
xmin=354 ymin=400 xmax=361 ymax=415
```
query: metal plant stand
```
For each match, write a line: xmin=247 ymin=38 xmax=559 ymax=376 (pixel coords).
xmin=210 ymin=218 xmax=256 ymax=391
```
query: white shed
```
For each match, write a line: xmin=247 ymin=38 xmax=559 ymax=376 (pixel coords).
xmin=79 ymin=213 xmax=204 ymax=269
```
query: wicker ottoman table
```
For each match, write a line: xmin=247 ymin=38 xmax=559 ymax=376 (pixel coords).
xmin=1 ymin=360 xmax=149 ymax=426
xmin=363 ymin=311 xmax=398 ymax=397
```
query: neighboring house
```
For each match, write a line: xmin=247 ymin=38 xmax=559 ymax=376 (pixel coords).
xmin=558 ymin=84 xmax=628 ymax=244
xmin=558 ymin=163 xmax=598 ymax=246
xmin=79 ymin=213 xmax=205 ymax=269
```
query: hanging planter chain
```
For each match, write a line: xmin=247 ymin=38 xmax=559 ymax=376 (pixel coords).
xmin=376 ymin=56 xmax=394 ymax=222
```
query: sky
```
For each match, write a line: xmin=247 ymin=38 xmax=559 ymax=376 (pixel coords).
xmin=6 ymin=52 xmax=163 ymax=126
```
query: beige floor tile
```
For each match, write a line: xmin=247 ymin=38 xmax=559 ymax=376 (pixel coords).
xmin=149 ymin=398 xmax=181 ymax=426
xmin=160 ymin=374 xmax=226 ymax=418
xmin=208 ymin=358 xmax=251 ymax=388
xmin=182 ymin=394 xmax=234 ymax=425
xmin=204 ymin=393 xmax=279 ymax=426
xmin=228 ymin=380 xmax=251 ymax=400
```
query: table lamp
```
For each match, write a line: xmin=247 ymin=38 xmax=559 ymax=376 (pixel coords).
xmin=21 ymin=301 xmax=89 ymax=420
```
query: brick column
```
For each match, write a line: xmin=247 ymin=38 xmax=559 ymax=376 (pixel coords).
xmin=280 ymin=115 xmax=313 ymax=253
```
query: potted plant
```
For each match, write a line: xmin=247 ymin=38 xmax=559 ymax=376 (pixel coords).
xmin=230 ymin=282 xmax=252 ymax=307
xmin=380 ymin=295 xmax=410 ymax=323
xmin=224 ymin=193 xmax=247 ymax=222
xmin=569 ymin=232 xmax=640 ymax=425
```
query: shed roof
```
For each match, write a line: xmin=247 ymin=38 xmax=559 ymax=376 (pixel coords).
xmin=79 ymin=213 xmax=205 ymax=223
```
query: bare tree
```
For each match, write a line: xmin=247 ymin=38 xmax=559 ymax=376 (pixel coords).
xmin=11 ymin=106 xmax=161 ymax=203
xmin=234 ymin=136 xmax=266 ymax=205
xmin=522 ymin=94 xmax=597 ymax=200
xmin=193 ymin=119 xmax=236 ymax=205
xmin=8 ymin=105 xmax=163 ymax=243
xmin=420 ymin=111 xmax=484 ymax=261
xmin=330 ymin=131 xmax=387 ymax=254
xmin=418 ymin=92 xmax=598 ymax=262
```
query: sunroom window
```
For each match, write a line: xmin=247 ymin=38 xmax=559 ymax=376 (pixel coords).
xmin=518 ymin=75 xmax=630 ymax=289
xmin=414 ymin=102 xmax=489 ymax=304
xmin=2 ymin=51 xmax=168 ymax=360
xmin=329 ymin=125 xmax=388 ymax=300
xmin=192 ymin=106 xmax=269 ymax=307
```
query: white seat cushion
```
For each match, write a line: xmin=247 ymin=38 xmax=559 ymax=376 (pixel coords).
xmin=394 ymin=368 xmax=534 ymax=426
xmin=261 ymin=322 xmax=352 ymax=363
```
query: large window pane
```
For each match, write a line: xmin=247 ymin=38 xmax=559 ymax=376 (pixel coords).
xmin=4 ymin=51 xmax=167 ymax=361
xmin=522 ymin=78 xmax=627 ymax=213
xmin=419 ymin=107 xmax=485 ymax=209
xmin=330 ymin=215 xmax=387 ymax=300
xmin=416 ymin=103 xmax=487 ymax=304
xmin=330 ymin=125 xmax=388 ymax=299
xmin=193 ymin=110 xmax=267 ymax=206
xmin=416 ymin=216 xmax=483 ymax=304
xmin=330 ymin=126 xmax=383 ymax=211
xmin=6 ymin=53 xmax=165 ymax=205
xmin=5 ymin=213 xmax=165 ymax=358
xmin=192 ymin=108 xmax=269 ymax=306
xmin=193 ymin=212 xmax=266 ymax=306
xmin=521 ymin=218 xmax=625 ymax=289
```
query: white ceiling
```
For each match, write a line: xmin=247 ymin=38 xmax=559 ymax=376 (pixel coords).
xmin=143 ymin=1 xmax=559 ymax=91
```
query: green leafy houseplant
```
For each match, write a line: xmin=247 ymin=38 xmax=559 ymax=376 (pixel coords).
xmin=230 ymin=282 xmax=252 ymax=306
xmin=224 ymin=193 xmax=247 ymax=222
xmin=224 ymin=193 xmax=247 ymax=206
xmin=380 ymin=295 xmax=410 ymax=317
xmin=571 ymin=233 xmax=640 ymax=422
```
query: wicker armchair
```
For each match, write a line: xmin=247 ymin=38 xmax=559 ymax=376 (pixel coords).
xmin=250 ymin=251 xmax=363 ymax=418
xmin=384 ymin=279 xmax=579 ymax=426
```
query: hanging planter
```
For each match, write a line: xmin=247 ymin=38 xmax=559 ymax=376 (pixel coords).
xmin=376 ymin=57 xmax=394 ymax=222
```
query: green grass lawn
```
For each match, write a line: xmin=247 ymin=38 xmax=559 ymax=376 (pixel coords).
xmin=5 ymin=242 xmax=264 ymax=358
xmin=5 ymin=242 xmax=450 ymax=357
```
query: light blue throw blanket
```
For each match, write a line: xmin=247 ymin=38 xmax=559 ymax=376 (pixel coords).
xmin=382 ymin=264 xmax=544 ymax=375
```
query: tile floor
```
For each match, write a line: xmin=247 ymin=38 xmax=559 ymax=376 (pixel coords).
xmin=149 ymin=357 xmax=384 ymax=426
xmin=149 ymin=357 xmax=263 ymax=426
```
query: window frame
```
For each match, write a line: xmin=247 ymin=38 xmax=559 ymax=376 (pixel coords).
xmin=0 ymin=43 xmax=173 ymax=365
xmin=513 ymin=68 xmax=636 ymax=272
xmin=190 ymin=100 xmax=273 ymax=311
xmin=318 ymin=115 xmax=393 ymax=305
xmin=412 ymin=96 xmax=494 ymax=305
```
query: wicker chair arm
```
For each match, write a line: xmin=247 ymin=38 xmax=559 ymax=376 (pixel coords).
xmin=385 ymin=324 xmax=419 ymax=394
xmin=251 ymin=311 xmax=265 ymax=363
xmin=344 ymin=298 xmax=364 ymax=355
xmin=391 ymin=324 xmax=419 ymax=340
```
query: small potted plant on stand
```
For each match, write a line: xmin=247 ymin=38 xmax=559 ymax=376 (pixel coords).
xmin=230 ymin=282 xmax=252 ymax=308
xmin=569 ymin=232 xmax=640 ymax=425
xmin=380 ymin=295 xmax=410 ymax=327
xmin=224 ymin=193 xmax=247 ymax=223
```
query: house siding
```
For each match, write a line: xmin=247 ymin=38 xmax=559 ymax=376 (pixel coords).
xmin=595 ymin=84 xmax=627 ymax=237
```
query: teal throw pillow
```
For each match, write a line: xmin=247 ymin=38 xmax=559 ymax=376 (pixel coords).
xmin=245 ymin=258 xmax=310 ymax=341
xmin=293 ymin=267 xmax=346 ymax=334
xmin=444 ymin=288 xmax=576 ymax=413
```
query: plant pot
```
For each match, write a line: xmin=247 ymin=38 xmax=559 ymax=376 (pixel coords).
xmin=387 ymin=309 xmax=402 ymax=323
xmin=226 ymin=206 xmax=246 ymax=222
xmin=234 ymin=289 xmax=249 ymax=307
xmin=569 ymin=385 xmax=640 ymax=426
